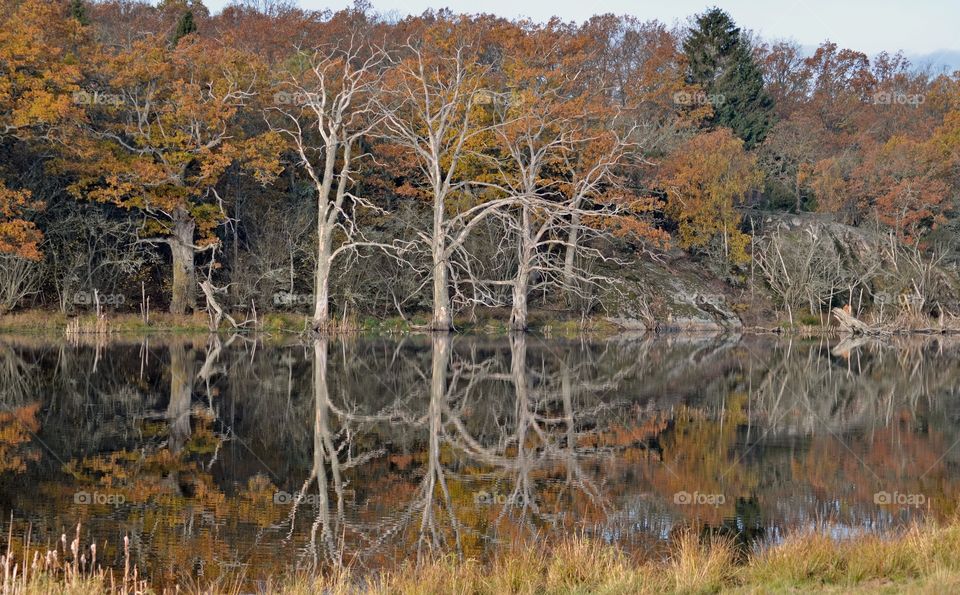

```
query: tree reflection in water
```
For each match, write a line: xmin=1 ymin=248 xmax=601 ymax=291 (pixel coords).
xmin=0 ymin=334 xmax=958 ymax=588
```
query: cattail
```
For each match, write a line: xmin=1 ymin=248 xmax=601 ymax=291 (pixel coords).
xmin=123 ymin=534 xmax=130 ymax=594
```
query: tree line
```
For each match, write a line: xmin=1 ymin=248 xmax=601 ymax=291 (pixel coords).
xmin=1 ymin=0 xmax=958 ymax=331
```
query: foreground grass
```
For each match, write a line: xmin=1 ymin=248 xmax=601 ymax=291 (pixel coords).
xmin=10 ymin=521 xmax=960 ymax=594
xmin=262 ymin=523 xmax=960 ymax=594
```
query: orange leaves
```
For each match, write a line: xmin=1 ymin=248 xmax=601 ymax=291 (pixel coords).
xmin=808 ymin=101 xmax=960 ymax=243
xmin=68 ymin=32 xmax=277 ymax=241
xmin=849 ymin=135 xmax=948 ymax=243
xmin=0 ymin=0 xmax=84 ymax=134
xmin=659 ymin=129 xmax=762 ymax=264
xmin=0 ymin=403 xmax=41 ymax=473
xmin=0 ymin=185 xmax=42 ymax=260
xmin=585 ymin=193 xmax=670 ymax=248
xmin=0 ymin=0 xmax=91 ymax=258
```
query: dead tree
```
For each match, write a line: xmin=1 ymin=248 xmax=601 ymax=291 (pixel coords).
xmin=376 ymin=40 xmax=514 ymax=331
xmin=268 ymin=39 xmax=396 ymax=333
xmin=477 ymin=81 xmax=633 ymax=329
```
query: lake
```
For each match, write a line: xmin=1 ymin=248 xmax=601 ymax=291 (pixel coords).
xmin=0 ymin=333 xmax=957 ymax=588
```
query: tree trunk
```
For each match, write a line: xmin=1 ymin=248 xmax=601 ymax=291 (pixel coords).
xmin=312 ymin=224 xmax=333 ymax=332
xmin=311 ymin=142 xmax=338 ymax=332
xmin=510 ymin=207 xmax=533 ymax=331
xmin=509 ymin=332 xmax=533 ymax=507
xmin=170 ymin=211 xmax=196 ymax=315
xmin=509 ymin=275 xmax=529 ymax=331
xmin=431 ymin=197 xmax=452 ymax=331
xmin=167 ymin=342 xmax=194 ymax=455
xmin=420 ymin=332 xmax=451 ymax=553
xmin=563 ymin=212 xmax=581 ymax=300
xmin=430 ymin=333 xmax=451 ymax=413
xmin=312 ymin=337 xmax=342 ymax=563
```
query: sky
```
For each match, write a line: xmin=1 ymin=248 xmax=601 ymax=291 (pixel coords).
xmin=200 ymin=0 xmax=960 ymax=58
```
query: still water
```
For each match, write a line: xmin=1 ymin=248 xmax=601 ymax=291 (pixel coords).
xmin=0 ymin=333 xmax=958 ymax=587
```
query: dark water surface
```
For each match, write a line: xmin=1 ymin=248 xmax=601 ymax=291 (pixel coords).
xmin=0 ymin=333 xmax=958 ymax=588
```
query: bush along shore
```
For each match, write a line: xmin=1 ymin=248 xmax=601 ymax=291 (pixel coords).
xmin=7 ymin=519 xmax=960 ymax=594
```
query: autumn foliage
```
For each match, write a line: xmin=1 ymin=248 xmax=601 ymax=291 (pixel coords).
xmin=0 ymin=1 xmax=955 ymax=317
xmin=659 ymin=129 xmax=762 ymax=265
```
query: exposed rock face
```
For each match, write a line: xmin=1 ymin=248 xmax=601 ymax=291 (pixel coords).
xmin=602 ymin=254 xmax=744 ymax=332
xmin=751 ymin=212 xmax=882 ymax=276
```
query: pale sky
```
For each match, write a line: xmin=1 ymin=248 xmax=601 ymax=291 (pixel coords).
xmin=200 ymin=0 xmax=960 ymax=63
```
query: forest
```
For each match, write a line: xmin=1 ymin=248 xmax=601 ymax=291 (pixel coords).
xmin=1 ymin=0 xmax=959 ymax=333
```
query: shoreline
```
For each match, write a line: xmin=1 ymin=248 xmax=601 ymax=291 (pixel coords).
xmin=1 ymin=309 xmax=959 ymax=339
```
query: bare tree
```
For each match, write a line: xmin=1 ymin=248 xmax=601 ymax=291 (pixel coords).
xmin=376 ymin=39 xmax=515 ymax=331
xmin=42 ymin=205 xmax=151 ymax=313
xmin=753 ymin=225 xmax=856 ymax=324
xmin=268 ymin=39 xmax=390 ymax=332
xmin=488 ymin=92 xmax=635 ymax=329
xmin=0 ymin=254 xmax=41 ymax=313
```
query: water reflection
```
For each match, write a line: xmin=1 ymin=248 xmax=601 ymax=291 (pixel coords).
xmin=0 ymin=333 xmax=958 ymax=588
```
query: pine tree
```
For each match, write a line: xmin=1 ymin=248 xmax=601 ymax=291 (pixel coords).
xmin=172 ymin=10 xmax=197 ymax=45
xmin=69 ymin=0 xmax=89 ymax=26
xmin=683 ymin=8 xmax=774 ymax=148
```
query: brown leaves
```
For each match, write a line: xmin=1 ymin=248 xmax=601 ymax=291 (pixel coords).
xmin=0 ymin=403 xmax=41 ymax=473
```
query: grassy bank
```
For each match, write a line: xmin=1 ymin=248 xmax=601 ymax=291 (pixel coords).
xmin=0 ymin=309 xmax=623 ymax=337
xmin=1 ymin=307 xmax=958 ymax=339
xmin=8 ymin=520 xmax=960 ymax=593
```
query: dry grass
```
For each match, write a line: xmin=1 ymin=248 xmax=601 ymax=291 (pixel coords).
xmin=10 ymin=522 xmax=960 ymax=594
xmin=2 ymin=523 xmax=149 ymax=595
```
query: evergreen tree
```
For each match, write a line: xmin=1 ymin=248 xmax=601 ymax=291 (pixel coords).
xmin=172 ymin=10 xmax=197 ymax=45
xmin=683 ymin=8 xmax=774 ymax=148
xmin=69 ymin=0 xmax=89 ymax=26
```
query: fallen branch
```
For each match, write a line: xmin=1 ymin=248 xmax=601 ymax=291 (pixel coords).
xmin=199 ymin=280 xmax=242 ymax=330
xmin=831 ymin=307 xmax=888 ymax=336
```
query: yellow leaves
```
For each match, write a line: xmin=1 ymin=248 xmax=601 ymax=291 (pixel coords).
xmin=0 ymin=0 xmax=84 ymax=132
xmin=660 ymin=128 xmax=762 ymax=264
xmin=236 ymin=131 xmax=285 ymax=185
